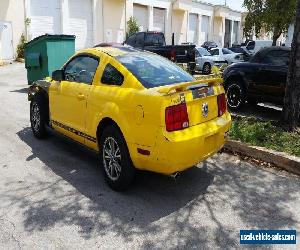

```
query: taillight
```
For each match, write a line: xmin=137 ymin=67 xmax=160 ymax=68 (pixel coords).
xmin=165 ymin=103 xmax=189 ymax=132
xmin=217 ymin=94 xmax=227 ymax=117
xmin=170 ymin=49 xmax=176 ymax=61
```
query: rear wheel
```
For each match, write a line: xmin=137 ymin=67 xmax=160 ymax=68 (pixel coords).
xmin=226 ymin=81 xmax=245 ymax=111
xmin=30 ymin=95 xmax=48 ymax=139
xmin=202 ymin=63 xmax=211 ymax=75
xmin=99 ymin=126 xmax=135 ymax=191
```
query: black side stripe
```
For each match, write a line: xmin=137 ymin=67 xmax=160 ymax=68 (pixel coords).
xmin=51 ymin=120 xmax=97 ymax=143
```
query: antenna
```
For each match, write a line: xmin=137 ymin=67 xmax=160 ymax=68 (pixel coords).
xmin=225 ymin=0 xmax=227 ymax=6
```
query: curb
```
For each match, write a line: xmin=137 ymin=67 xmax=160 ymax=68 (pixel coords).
xmin=224 ymin=140 xmax=300 ymax=176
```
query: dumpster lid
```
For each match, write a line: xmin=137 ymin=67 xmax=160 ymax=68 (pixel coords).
xmin=25 ymin=34 xmax=76 ymax=48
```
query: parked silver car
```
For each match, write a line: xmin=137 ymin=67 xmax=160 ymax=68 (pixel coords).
xmin=195 ymin=47 xmax=227 ymax=74
xmin=210 ymin=48 xmax=244 ymax=65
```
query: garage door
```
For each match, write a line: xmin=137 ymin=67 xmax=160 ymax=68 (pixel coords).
xmin=200 ymin=15 xmax=210 ymax=44
xmin=133 ymin=4 xmax=148 ymax=31
xmin=0 ymin=22 xmax=13 ymax=59
xmin=67 ymin=0 xmax=93 ymax=49
xmin=188 ymin=13 xmax=198 ymax=44
xmin=29 ymin=0 xmax=61 ymax=40
xmin=153 ymin=8 xmax=165 ymax=32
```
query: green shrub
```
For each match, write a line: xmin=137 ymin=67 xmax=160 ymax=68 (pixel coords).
xmin=126 ymin=17 xmax=140 ymax=39
xmin=16 ymin=34 xmax=26 ymax=59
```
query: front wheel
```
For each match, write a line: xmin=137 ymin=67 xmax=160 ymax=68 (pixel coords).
xmin=30 ymin=96 xmax=48 ymax=139
xmin=225 ymin=81 xmax=245 ymax=111
xmin=99 ymin=126 xmax=135 ymax=191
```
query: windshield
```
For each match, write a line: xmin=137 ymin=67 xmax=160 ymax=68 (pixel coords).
xmin=196 ymin=47 xmax=211 ymax=56
xmin=116 ymin=53 xmax=194 ymax=88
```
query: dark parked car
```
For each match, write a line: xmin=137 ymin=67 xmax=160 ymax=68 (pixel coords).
xmin=201 ymin=41 xmax=218 ymax=51
xmin=228 ymin=46 xmax=253 ymax=61
xmin=223 ymin=46 xmax=290 ymax=110
xmin=124 ymin=32 xmax=195 ymax=67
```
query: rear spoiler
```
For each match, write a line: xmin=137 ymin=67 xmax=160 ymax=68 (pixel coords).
xmin=157 ymin=76 xmax=223 ymax=95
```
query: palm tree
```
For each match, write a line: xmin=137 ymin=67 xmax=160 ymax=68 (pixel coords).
xmin=282 ymin=0 xmax=300 ymax=131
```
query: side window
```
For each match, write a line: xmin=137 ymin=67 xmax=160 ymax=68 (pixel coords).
xmin=145 ymin=33 xmax=165 ymax=46
xmin=261 ymin=50 xmax=290 ymax=66
xmin=126 ymin=34 xmax=136 ymax=46
xmin=101 ymin=63 xmax=124 ymax=86
xmin=135 ymin=33 xmax=145 ymax=47
xmin=211 ymin=49 xmax=219 ymax=56
xmin=64 ymin=56 xmax=99 ymax=84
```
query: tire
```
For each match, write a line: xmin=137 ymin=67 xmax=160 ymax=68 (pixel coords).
xmin=99 ymin=125 xmax=135 ymax=191
xmin=225 ymin=81 xmax=245 ymax=111
xmin=30 ymin=95 xmax=48 ymax=139
xmin=202 ymin=63 xmax=211 ymax=75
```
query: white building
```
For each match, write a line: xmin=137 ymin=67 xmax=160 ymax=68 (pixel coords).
xmin=0 ymin=0 xmax=243 ymax=60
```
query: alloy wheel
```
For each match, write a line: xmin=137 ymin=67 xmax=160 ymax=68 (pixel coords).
xmin=227 ymin=83 xmax=243 ymax=109
xmin=31 ymin=103 xmax=41 ymax=132
xmin=103 ymin=137 xmax=122 ymax=181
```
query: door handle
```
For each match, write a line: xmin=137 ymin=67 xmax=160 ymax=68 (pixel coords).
xmin=77 ymin=94 xmax=85 ymax=100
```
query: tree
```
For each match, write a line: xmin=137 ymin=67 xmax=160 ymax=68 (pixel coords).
xmin=126 ymin=17 xmax=140 ymax=39
xmin=243 ymin=0 xmax=297 ymax=45
xmin=282 ymin=0 xmax=300 ymax=131
xmin=16 ymin=34 xmax=26 ymax=59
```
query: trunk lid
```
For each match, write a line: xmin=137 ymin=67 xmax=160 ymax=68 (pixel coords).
xmin=157 ymin=78 xmax=224 ymax=127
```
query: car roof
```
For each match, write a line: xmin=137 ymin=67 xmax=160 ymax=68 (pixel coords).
xmin=79 ymin=45 xmax=141 ymax=57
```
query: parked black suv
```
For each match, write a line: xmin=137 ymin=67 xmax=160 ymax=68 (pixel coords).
xmin=223 ymin=46 xmax=290 ymax=110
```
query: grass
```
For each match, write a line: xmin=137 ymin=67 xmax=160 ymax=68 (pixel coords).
xmin=229 ymin=116 xmax=300 ymax=157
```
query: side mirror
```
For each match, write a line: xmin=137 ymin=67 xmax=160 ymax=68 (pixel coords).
xmin=52 ymin=70 xmax=64 ymax=81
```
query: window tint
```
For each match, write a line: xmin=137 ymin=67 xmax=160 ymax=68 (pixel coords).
xmin=210 ymin=49 xmax=219 ymax=56
xmin=144 ymin=33 xmax=165 ymax=46
xmin=101 ymin=63 xmax=124 ymax=86
xmin=126 ymin=34 xmax=136 ymax=46
xmin=196 ymin=47 xmax=211 ymax=56
xmin=116 ymin=52 xmax=194 ymax=88
xmin=261 ymin=50 xmax=290 ymax=66
xmin=64 ymin=56 xmax=98 ymax=84
xmin=135 ymin=33 xmax=145 ymax=47
xmin=222 ymin=48 xmax=233 ymax=54
xmin=246 ymin=41 xmax=255 ymax=50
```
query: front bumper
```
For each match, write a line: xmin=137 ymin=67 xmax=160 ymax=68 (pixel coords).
xmin=131 ymin=112 xmax=231 ymax=175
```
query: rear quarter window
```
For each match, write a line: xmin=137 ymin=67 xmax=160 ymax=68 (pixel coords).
xmin=116 ymin=53 xmax=194 ymax=88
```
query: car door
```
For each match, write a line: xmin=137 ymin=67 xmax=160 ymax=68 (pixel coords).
xmin=85 ymin=60 xmax=125 ymax=150
xmin=254 ymin=50 xmax=289 ymax=99
xmin=49 ymin=54 xmax=99 ymax=143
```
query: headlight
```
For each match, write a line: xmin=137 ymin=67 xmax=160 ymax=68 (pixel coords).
xmin=234 ymin=55 xmax=243 ymax=60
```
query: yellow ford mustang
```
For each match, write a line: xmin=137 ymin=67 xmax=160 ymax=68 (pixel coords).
xmin=28 ymin=45 xmax=231 ymax=190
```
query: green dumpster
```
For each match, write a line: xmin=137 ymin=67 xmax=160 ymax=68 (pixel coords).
xmin=25 ymin=34 xmax=75 ymax=84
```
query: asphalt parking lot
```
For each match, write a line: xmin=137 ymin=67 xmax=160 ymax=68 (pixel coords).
xmin=0 ymin=63 xmax=299 ymax=249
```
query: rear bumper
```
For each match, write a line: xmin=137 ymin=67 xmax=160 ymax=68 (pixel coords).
xmin=131 ymin=112 xmax=231 ymax=175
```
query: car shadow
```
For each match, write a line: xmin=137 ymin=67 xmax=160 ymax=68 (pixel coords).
xmin=4 ymin=127 xmax=298 ymax=247
xmin=10 ymin=87 xmax=28 ymax=94
xmin=12 ymin=127 xmax=217 ymax=246
xmin=232 ymin=102 xmax=282 ymax=121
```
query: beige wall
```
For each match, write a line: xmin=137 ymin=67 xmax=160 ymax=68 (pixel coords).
xmin=213 ymin=16 xmax=223 ymax=46
xmin=0 ymin=0 xmax=25 ymax=58
xmin=103 ymin=0 xmax=126 ymax=43
xmin=172 ymin=9 xmax=187 ymax=44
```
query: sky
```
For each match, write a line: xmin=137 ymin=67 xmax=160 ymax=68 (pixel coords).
xmin=204 ymin=0 xmax=245 ymax=12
